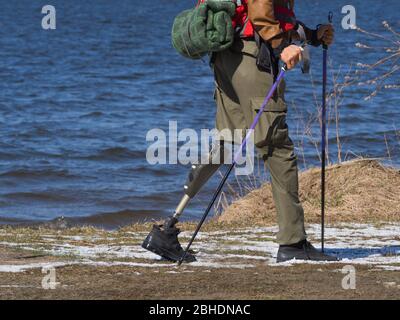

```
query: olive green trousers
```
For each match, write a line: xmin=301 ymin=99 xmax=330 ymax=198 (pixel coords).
xmin=213 ymin=39 xmax=306 ymax=245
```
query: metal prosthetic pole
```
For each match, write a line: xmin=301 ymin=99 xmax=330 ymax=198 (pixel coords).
xmin=164 ymin=142 xmax=226 ymax=229
xmin=321 ymin=12 xmax=333 ymax=253
xmin=178 ymin=65 xmax=288 ymax=266
xmin=163 ymin=194 xmax=191 ymax=229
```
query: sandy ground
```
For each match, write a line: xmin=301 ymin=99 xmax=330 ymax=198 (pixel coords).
xmin=0 ymin=223 xmax=399 ymax=299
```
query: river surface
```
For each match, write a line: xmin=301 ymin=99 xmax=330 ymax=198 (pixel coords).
xmin=0 ymin=0 xmax=399 ymax=227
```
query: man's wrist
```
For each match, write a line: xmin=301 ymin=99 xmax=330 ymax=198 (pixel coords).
xmin=272 ymin=38 xmax=290 ymax=59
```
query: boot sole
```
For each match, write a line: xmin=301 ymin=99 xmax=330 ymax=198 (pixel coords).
xmin=276 ymin=253 xmax=339 ymax=263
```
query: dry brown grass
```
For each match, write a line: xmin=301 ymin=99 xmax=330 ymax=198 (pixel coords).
xmin=218 ymin=159 xmax=400 ymax=225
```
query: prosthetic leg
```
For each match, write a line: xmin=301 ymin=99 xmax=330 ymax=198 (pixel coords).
xmin=142 ymin=141 xmax=226 ymax=262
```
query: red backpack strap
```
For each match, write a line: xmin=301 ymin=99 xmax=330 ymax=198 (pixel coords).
xmin=274 ymin=4 xmax=297 ymax=32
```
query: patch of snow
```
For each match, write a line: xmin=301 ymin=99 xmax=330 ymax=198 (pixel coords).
xmin=189 ymin=261 xmax=254 ymax=269
xmin=375 ymin=265 xmax=400 ymax=271
xmin=0 ymin=223 xmax=399 ymax=272
xmin=0 ymin=262 xmax=77 ymax=273
xmin=0 ymin=285 xmax=38 ymax=288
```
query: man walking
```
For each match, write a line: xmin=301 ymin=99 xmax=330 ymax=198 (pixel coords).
xmin=143 ymin=0 xmax=337 ymax=263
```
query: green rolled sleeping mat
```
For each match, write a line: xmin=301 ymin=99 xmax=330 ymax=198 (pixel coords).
xmin=171 ymin=0 xmax=236 ymax=59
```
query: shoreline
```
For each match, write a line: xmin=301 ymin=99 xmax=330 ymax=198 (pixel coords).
xmin=1 ymin=158 xmax=399 ymax=231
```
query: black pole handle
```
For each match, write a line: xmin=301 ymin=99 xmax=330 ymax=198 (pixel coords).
xmin=328 ymin=11 xmax=333 ymax=24
xmin=322 ymin=12 xmax=333 ymax=50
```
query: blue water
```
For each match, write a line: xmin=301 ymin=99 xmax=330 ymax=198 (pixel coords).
xmin=0 ymin=0 xmax=399 ymax=227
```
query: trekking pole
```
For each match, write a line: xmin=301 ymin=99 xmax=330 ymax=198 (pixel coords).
xmin=178 ymin=64 xmax=288 ymax=266
xmin=321 ymin=12 xmax=333 ymax=253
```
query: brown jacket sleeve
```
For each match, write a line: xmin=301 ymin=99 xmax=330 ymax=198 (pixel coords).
xmin=248 ymin=1 xmax=321 ymax=49
xmin=248 ymin=0 xmax=287 ymax=48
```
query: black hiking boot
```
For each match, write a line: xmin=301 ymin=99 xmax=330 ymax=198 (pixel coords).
xmin=142 ymin=217 xmax=196 ymax=263
xmin=277 ymin=240 xmax=339 ymax=263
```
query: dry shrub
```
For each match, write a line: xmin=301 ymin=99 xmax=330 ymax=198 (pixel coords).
xmin=217 ymin=159 xmax=400 ymax=225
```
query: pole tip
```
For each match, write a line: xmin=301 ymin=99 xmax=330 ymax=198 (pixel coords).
xmin=177 ymin=254 xmax=185 ymax=266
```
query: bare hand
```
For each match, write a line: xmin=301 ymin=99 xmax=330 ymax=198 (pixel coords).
xmin=280 ymin=45 xmax=303 ymax=70
xmin=317 ymin=24 xmax=335 ymax=46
